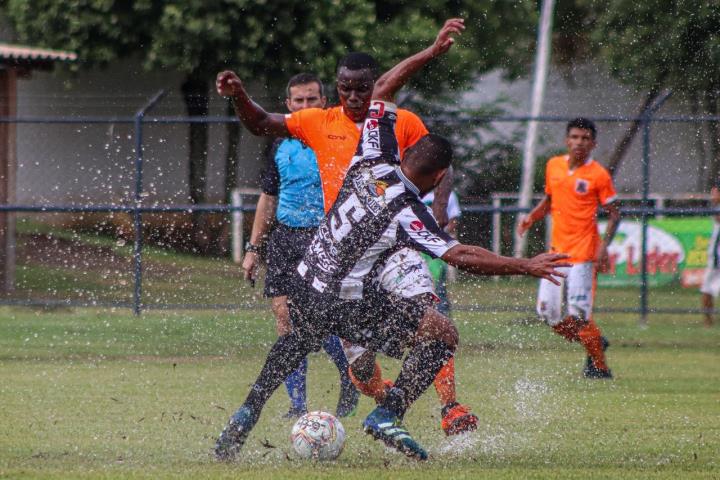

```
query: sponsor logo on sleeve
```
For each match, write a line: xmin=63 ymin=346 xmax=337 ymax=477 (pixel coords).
xmin=410 ymin=220 xmax=424 ymax=231
xmin=408 ymin=219 xmax=443 ymax=244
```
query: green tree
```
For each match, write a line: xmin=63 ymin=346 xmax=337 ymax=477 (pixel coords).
xmin=591 ymin=0 xmax=720 ymax=188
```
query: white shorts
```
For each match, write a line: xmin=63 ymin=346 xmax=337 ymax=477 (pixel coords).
xmin=701 ymin=224 xmax=720 ymax=297
xmin=343 ymin=248 xmax=436 ymax=365
xmin=537 ymin=262 xmax=594 ymax=327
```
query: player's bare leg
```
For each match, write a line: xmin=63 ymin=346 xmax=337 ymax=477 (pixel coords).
xmin=702 ymin=293 xmax=714 ymax=327
xmin=363 ymin=308 xmax=457 ymax=460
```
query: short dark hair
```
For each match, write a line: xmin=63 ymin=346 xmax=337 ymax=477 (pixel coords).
xmin=405 ymin=134 xmax=453 ymax=175
xmin=566 ymin=117 xmax=597 ymax=140
xmin=286 ymin=72 xmax=324 ymax=98
xmin=336 ymin=52 xmax=380 ymax=79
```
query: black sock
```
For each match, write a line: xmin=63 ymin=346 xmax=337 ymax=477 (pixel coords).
xmin=243 ymin=332 xmax=315 ymax=422
xmin=381 ymin=340 xmax=454 ymax=419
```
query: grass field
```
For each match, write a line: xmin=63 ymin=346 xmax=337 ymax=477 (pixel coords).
xmin=0 ymin=224 xmax=718 ymax=479
xmin=1 ymin=298 xmax=718 ymax=479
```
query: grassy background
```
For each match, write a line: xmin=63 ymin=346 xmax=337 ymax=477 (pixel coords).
xmin=0 ymin=304 xmax=718 ymax=479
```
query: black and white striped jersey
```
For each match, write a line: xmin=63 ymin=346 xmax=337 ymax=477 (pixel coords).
xmin=297 ymin=101 xmax=458 ymax=299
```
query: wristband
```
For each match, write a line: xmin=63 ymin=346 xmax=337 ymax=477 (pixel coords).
xmin=245 ymin=242 xmax=261 ymax=254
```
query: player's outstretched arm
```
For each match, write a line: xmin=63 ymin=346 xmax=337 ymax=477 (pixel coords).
xmin=372 ymin=18 xmax=465 ymax=101
xmin=517 ymin=195 xmax=551 ymax=237
xmin=216 ymin=71 xmax=289 ymax=137
xmin=442 ymin=244 xmax=570 ymax=285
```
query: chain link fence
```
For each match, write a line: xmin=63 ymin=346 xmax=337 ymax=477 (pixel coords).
xmin=2 ymin=93 xmax=720 ymax=321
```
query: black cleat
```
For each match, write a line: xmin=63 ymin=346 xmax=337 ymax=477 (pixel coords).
xmin=583 ymin=366 xmax=613 ymax=379
xmin=214 ymin=405 xmax=255 ymax=461
xmin=282 ymin=406 xmax=307 ymax=419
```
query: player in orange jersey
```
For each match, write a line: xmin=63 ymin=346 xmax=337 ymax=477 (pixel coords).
xmin=217 ymin=18 xmax=479 ymax=433
xmin=518 ymin=118 xmax=621 ymax=378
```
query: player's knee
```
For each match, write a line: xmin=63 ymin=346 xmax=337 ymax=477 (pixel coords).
xmin=271 ymin=297 xmax=291 ymax=335
xmin=417 ymin=308 xmax=458 ymax=351
xmin=349 ymin=351 xmax=376 ymax=382
xmin=537 ymin=301 xmax=561 ymax=326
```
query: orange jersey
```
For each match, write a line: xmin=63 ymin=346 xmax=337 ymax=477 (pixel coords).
xmin=285 ymin=106 xmax=428 ymax=212
xmin=545 ymin=155 xmax=617 ymax=263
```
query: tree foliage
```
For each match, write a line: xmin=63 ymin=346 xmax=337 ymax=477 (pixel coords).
xmin=591 ymin=0 xmax=720 ymax=186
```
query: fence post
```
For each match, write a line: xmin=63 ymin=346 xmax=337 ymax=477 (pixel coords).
xmin=231 ymin=189 xmax=243 ymax=264
xmin=639 ymin=114 xmax=651 ymax=327
xmin=638 ymin=90 xmax=673 ymax=326
xmin=133 ymin=90 xmax=165 ymax=316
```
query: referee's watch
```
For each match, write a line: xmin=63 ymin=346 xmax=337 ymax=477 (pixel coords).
xmin=245 ymin=242 xmax=261 ymax=254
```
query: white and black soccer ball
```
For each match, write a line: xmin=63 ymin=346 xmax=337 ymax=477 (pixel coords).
xmin=290 ymin=411 xmax=346 ymax=460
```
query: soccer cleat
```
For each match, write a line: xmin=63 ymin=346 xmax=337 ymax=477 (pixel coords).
xmin=282 ymin=406 xmax=307 ymax=419
xmin=440 ymin=402 xmax=479 ymax=436
xmin=214 ymin=405 xmax=255 ymax=461
xmin=583 ymin=336 xmax=610 ymax=377
xmin=336 ymin=382 xmax=360 ymax=418
xmin=362 ymin=406 xmax=428 ymax=460
xmin=583 ymin=366 xmax=613 ymax=379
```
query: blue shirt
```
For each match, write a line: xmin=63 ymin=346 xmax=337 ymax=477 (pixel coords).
xmin=260 ymin=138 xmax=324 ymax=228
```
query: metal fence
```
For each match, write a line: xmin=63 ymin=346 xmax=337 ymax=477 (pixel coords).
xmin=2 ymin=90 xmax=720 ymax=321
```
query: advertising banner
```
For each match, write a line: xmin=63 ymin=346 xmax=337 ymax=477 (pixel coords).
xmin=597 ymin=218 xmax=713 ymax=287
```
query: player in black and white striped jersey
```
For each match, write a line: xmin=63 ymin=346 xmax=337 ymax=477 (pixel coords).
xmin=215 ymin=99 xmax=570 ymax=461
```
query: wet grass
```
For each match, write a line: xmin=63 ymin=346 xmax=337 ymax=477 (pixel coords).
xmin=0 ymin=306 xmax=718 ymax=479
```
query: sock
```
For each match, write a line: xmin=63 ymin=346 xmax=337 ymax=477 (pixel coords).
xmin=322 ymin=335 xmax=352 ymax=388
xmin=552 ymin=316 xmax=582 ymax=342
xmin=243 ymin=332 xmax=314 ymax=421
xmin=349 ymin=361 xmax=388 ymax=403
xmin=433 ymin=356 xmax=457 ymax=408
xmin=284 ymin=357 xmax=308 ymax=412
xmin=578 ymin=319 xmax=608 ymax=370
xmin=382 ymin=340 xmax=454 ymax=419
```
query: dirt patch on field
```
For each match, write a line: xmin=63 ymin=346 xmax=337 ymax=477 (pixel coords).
xmin=17 ymin=233 xmax=131 ymax=273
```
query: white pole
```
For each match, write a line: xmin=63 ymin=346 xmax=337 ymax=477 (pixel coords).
xmin=514 ymin=0 xmax=556 ymax=257
xmin=231 ymin=189 xmax=243 ymax=264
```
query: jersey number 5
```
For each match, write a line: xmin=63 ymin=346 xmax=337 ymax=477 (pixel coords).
xmin=331 ymin=193 xmax=367 ymax=241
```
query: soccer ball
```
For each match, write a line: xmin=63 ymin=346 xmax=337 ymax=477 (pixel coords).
xmin=290 ymin=411 xmax=346 ymax=460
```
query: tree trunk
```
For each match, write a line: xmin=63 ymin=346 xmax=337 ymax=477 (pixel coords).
xmin=181 ymin=74 xmax=210 ymax=252
xmin=606 ymin=87 xmax=661 ymax=177
xmin=706 ymin=90 xmax=720 ymax=190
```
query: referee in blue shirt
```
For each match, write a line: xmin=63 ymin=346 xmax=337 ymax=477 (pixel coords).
xmin=242 ymin=73 xmax=359 ymax=418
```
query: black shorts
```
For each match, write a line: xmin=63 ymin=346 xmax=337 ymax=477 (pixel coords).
xmin=264 ymin=224 xmax=317 ymax=298
xmin=287 ymin=279 xmax=429 ymax=359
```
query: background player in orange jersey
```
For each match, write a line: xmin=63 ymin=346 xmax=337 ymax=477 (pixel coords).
xmin=217 ymin=18 xmax=480 ymax=434
xmin=518 ymin=118 xmax=621 ymax=379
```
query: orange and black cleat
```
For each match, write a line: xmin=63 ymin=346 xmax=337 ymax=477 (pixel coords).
xmin=440 ymin=402 xmax=479 ymax=436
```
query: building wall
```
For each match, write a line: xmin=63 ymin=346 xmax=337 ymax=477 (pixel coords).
xmin=11 ymin=58 xmax=273 ymax=205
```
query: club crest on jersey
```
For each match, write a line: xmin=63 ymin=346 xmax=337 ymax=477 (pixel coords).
xmin=371 ymin=180 xmax=388 ymax=197
xmin=353 ymin=168 xmax=385 ymax=215
xmin=575 ymin=179 xmax=589 ymax=194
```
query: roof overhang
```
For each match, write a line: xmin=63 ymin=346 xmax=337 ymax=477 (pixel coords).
xmin=0 ymin=43 xmax=77 ymax=70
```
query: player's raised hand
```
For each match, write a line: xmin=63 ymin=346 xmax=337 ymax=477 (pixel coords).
xmin=431 ymin=18 xmax=465 ymax=57
xmin=525 ymin=253 xmax=571 ymax=285
xmin=517 ymin=215 xmax=533 ymax=237
xmin=216 ymin=70 xmax=243 ymax=97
